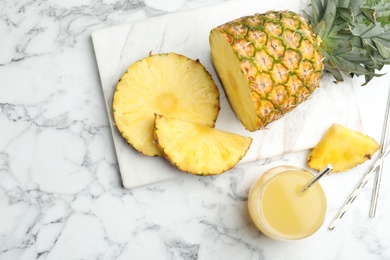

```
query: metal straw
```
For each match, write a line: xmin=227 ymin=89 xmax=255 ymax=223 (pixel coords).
xmin=328 ymin=148 xmax=390 ymax=230
xmin=369 ymin=86 xmax=390 ymax=218
xmin=301 ymin=165 xmax=333 ymax=192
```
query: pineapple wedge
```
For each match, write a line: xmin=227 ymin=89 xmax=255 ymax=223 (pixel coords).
xmin=113 ymin=53 xmax=220 ymax=156
xmin=308 ymin=124 xmax=380 ymax=172
xmin=154 ymin=114 xmax=252 ymax=175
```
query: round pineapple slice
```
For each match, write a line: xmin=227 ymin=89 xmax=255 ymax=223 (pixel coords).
xmin=154 ymin=114 xmax=252 ymax=175
xmin=113 ymin=53 xmax=220 ymax=156
xmin=308 ymin=124 xmax=380 ymax=172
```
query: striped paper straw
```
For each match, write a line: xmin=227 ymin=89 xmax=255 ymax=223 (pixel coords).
xmin=328 ymin=148 xmax=390 ymax=230
xmin=370 ymin=86 xmax=390 ymax=217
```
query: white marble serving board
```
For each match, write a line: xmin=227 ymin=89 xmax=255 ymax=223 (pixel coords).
xmin=92 ymin=0 xmax=362 ymax=188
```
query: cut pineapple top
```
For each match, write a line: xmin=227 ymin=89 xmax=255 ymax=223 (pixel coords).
xmin=154 ymin=114 xmax=252 ymax=175
xmin=113 ymin=53 xmax=220 ymax=156
xmin=308 ymin=124 xmax=380 ymax=172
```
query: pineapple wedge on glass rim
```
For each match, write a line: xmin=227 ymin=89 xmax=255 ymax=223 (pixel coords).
xmin=154 ymin=114 xmax=252 ymax=175
xmin=113 ymin=53 xmax=220 ymax=156
xmin=308 ymin=123 xmax=380 ymax=172
xmin=210 ymin=0 xmax=390 ymax=132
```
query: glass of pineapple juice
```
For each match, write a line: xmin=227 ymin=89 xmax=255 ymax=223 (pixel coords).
xmin=248 ymin=165 xmax=327 ymax=241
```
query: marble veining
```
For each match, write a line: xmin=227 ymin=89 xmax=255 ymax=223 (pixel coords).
xmin=1 ymin=0 xmax=390 ymax=259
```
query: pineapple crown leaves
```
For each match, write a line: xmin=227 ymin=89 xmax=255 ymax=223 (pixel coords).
xmin=305 ymin=0 xmax=390 ymax=85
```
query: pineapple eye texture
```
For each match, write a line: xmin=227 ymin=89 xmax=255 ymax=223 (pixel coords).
xmin=210 ymin=10 xmax=324 ymax=131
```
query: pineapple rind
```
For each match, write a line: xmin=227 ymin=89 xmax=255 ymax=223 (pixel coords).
xmin=154 ymin=114 xmax=252 ymax=175
xmin=307 ymin=123 xmax=380 ymax=172
xmin=113 ymin=53 xmax=220 ymax=156
xmin=210 ymin=11 xmax=324 ymax=131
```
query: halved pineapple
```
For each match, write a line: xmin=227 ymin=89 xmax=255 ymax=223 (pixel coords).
xmin=113 ymin=53 xmax=220 ymax=156
xmin=154 ymin=114 xmax=252 ymax=175
xmin=209 ymin=11 xmax=324 ymax=132
xmin=308 ymin=124 xmax=380 ymax=172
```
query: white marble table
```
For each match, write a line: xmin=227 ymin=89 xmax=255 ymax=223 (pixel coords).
xmin=1 ymin=0 xmax=390 ymax=259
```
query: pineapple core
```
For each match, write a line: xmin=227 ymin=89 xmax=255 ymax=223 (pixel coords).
xmin=308 ymin=124 xmax=380 ymax=172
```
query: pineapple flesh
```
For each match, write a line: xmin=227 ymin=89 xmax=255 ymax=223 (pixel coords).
xmin=210 ymin=11 xmax=324 ymax=131
xmin=113 ymin=53 xmax=220 ymax=156
xmin=308 ymin=124 xmax=380 ymax=172
xmin=154 ymin=114 xmax=252 ymax=175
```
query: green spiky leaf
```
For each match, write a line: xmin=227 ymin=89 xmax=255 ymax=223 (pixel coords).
xmin=360 ymin=7 xmax=377 ymax=23
xmin=338 ymin=7 xmax=354 ymax=23
xmin=310 ymin=0 xmax=325 ymax=25
xmin=310 ymin=0 xmax=390 ymax=85
xmin=372 ymin=37 xmax=390 ymax=58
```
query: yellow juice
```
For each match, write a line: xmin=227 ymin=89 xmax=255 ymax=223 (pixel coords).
xmin=248 ymin=166 xmax=327 ymax=240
